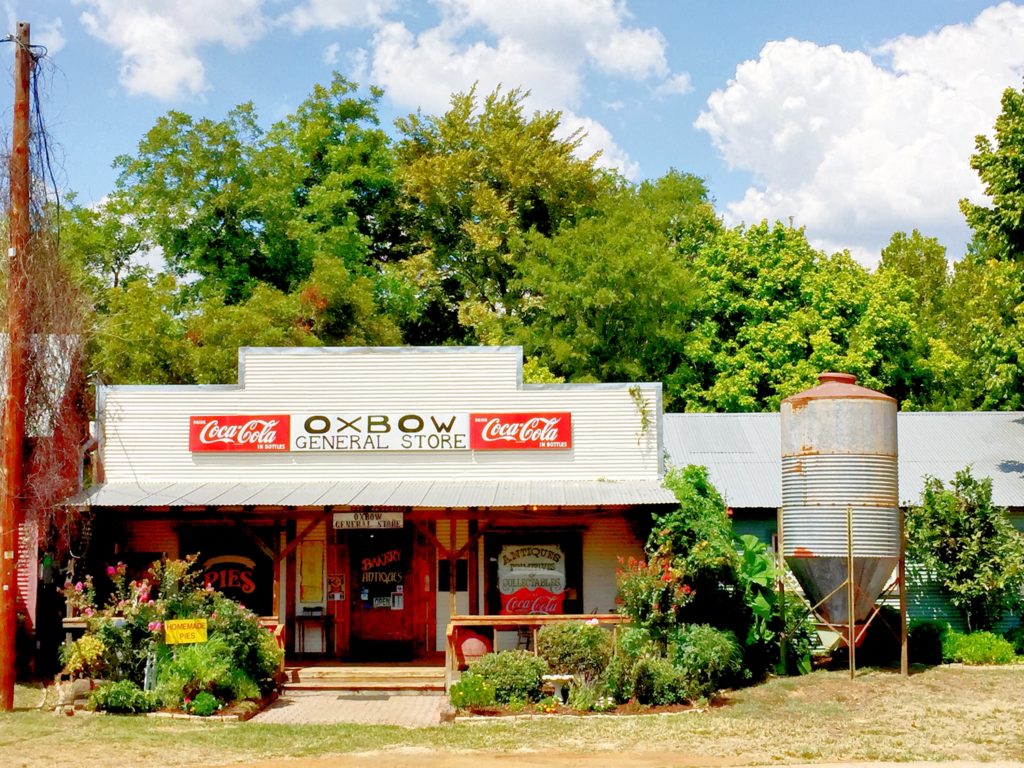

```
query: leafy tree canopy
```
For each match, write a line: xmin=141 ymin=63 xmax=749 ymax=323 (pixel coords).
xmin=905 ymin=467 xmax=1024 ymax=631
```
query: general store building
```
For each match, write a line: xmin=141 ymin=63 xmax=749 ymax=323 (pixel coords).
xmin=75 ymin=346 xmax=675 ymax=659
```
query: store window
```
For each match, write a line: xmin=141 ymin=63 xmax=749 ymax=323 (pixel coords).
xmin=484 ymin=530 xmax=582 ymax=615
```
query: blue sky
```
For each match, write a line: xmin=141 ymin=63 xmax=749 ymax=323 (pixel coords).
xmin=15 ymin=0 xmax=1024 ymax=264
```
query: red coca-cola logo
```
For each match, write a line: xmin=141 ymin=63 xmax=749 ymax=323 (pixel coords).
xmin=500 ymin=588 xmax=566 ymax=615
xmin=189 ymin=415 xmax=290 ymax=452
xmin=469 ymin=412 xmax=572 ymax=450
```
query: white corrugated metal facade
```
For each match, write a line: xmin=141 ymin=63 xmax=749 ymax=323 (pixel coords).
xmin=98 ymin=346 xmax=662 ymax=486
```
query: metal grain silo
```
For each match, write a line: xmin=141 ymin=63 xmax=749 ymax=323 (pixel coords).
xmin=780 ymin=372 xmax=899 ymax=635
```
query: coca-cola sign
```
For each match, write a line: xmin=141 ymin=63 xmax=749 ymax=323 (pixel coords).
xmin=498 ymin=544 xmax=566 ymax=616
xmin=469 ymin=412 xmax=572 ymax=450
xmin=189 ymin=415 xmax=290 ymax=452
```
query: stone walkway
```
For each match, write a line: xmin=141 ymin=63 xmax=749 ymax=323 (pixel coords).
xmin=250 ymin=691 xmax=449 ymax=728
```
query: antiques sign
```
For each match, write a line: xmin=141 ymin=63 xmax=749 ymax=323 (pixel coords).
xmin=190 ymin=411 xmax=573 ymax=452
xmin=497 ymin=544 xmax=567 ymax=615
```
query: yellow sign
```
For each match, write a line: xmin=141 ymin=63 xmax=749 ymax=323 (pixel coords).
xmin=165 ymin=618 xmax=209 ymax=645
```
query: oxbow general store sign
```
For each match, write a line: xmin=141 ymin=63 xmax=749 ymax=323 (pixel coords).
xmin=189 ymin=412 xmax=572 ymax=452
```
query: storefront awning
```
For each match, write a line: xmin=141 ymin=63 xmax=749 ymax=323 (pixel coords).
xmin=71 ymin=479 xmax=678 ymax=510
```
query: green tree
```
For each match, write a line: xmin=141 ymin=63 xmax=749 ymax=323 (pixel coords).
xmin=60 ymin=195 xmax=147 ymax=296
xmin=112 ymin=106 xmax=266 ymax=302
xmin=960 ymin=83 xmax=1024 ymax=262
xmin=878 ymin=230 xmax=949 ymax=336
xmin=515 ymin=172 xmax=712 ymax=404
xmin=931 ymin=255 xmax=1024 ymax=409
xmin=92 ymin=275 xmax=191 ymax=384
xmin=395 ymin=86 xmax=606 ymax=343
xmin=905 ymin=468 xmax=1024 ymax=631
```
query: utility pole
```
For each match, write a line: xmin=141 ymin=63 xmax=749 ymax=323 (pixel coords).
xmin=1 ymin=20 xmax=31 ymax=712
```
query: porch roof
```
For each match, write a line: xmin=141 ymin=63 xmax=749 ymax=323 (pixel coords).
xmin=71 ymin=478 xmax=677 ymax=511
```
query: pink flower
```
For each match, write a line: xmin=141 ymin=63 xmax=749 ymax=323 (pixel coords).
xmin=84 ymin=608 xmax=94 ymax=617
xmin=586 ymin=618 xmax=599 ymax=626
xmin=147 ymin=621 xmax=163 ymax=632
xmin=74 ymin=582 xmax=83 ymax=592
xmin=147 ymin=599 xmax=155 ymax=606
xmin=106 ymin=566 xmax=116 ymax=576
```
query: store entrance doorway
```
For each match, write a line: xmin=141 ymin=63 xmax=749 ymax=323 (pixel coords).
xmin=348 ymin=527 xmax=415 ymax=659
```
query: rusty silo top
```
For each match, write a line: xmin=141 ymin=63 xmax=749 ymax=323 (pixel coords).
xmin=783 ymin=372 xmax=896 ymax=407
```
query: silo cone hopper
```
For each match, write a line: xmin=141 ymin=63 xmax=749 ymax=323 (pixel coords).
xmin=780 ymin=373 xmax=905 ymax=657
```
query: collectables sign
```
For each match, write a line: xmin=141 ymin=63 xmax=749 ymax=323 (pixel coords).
xmin=469 ymin=412 xmax=572 ymax=450
xmin=189 ymin=415 xmax=290 ymax=452
xmin=497 ymin=544 xmax=567 ymax=615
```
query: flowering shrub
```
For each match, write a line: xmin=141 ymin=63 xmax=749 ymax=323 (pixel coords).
xmin=448 ymin=672 xmax=496 ymax=709
xmin=58 ymin=556 xmax=282 ymax=713
xmin=616 ymin=556 xmax=694 ymax=645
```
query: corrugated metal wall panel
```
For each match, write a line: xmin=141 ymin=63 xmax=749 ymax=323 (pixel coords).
xmin=582 ymin=515 xmax=644 ymax=613
xmin=125 ymin=520 xmax=179 ymax=558
xmin=100 ymin=348 xmax=661 ymax=484
xmin=17 ymin=520 xmax=37 ymax=630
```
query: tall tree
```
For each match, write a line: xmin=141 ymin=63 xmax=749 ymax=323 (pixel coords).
xmin=960 ymin=82 xmax=1024 ymax=262
xmin=395 ymin=86 xmax=607 ymax=343
xmin=514 ymin=172 xmax=714 ymax=401
xmin=112 ymin=105 xmax=266 ymax=302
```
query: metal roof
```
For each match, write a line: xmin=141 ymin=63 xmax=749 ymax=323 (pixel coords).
xmin=73 ymin=478 xmax=678 ymax=510
xmin=664 ymin=411 xmax=1024 ymax=509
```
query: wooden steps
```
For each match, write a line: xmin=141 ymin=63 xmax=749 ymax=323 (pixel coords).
xmin=283 ymin=664 xmax=446 ymax=694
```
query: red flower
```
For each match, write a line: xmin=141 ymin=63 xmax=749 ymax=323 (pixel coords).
xmin=682 ymin=584 xmax=692 ymax=595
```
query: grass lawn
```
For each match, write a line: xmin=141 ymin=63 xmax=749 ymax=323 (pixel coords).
xmin=2 ymin=665 xmax=1024 ymax=767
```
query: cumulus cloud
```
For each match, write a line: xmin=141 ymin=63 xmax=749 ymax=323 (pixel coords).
xmin=367 ymin=0 xmax=686 ymax=175
xmin=558 ymin=111 xmax=640 ymax=180
xmin=74 ymin=0 xmax=268 ymax=100
xmin=280 ymin=0 xmax=396 ymax=33
xmin=695 ymin=3 xmax=1024 ymax=265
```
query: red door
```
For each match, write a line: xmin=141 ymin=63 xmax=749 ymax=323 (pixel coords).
xmin=349 ymin=528 xmax=414 ymax=659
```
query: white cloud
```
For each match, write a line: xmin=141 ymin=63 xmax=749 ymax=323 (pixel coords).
xmin=37 ymin=18 xmax=67 ymax=55
xmin=558 ymin=111 xmax=640 ymax=180
xmin=322 ymin=42 xmax=341 ymax=65
xmin=367 ymin=0 xmax=686 ymax=177
xmin=654 ymin=72 xmax=693 ymax=98
xmin=280 ymin=0 xmax=396 ymax=33
xmin=74 ymin=0 xmax=269 ymax=100
xmin=695 ymin=3 xmax=1024 ymax=265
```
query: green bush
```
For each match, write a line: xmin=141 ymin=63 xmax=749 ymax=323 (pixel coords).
xmin=187 ymin=691 xmax=221 ymax=717
xmin=536 ymin=622 xmax=612 ymax=682
xmin=604 ymin=627 xmax=659 ymax=703
xmin=567 ymin=678 xmax=614 ymax=711
xmin=89 ymin=680 xmax=156 ymax=714
xmin=469 ymin=650 xmax=547 ymax=703
xmin=449 ymin=672 xmax=496 ymax=709
xmin=908 ymin=620 xmax=949 ymax=665
xmin=943 ymin=630 xmax=1018 ymax=665
xmin=670 ymin=624 xmax=742 ymax=699
xmin=632 ymin=656 xmax=689 ymax=706
xmin=155 ymin=634 xmax=252 ymax=706
xmin=1003 ymin=625 xmax=1024 ymax=655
